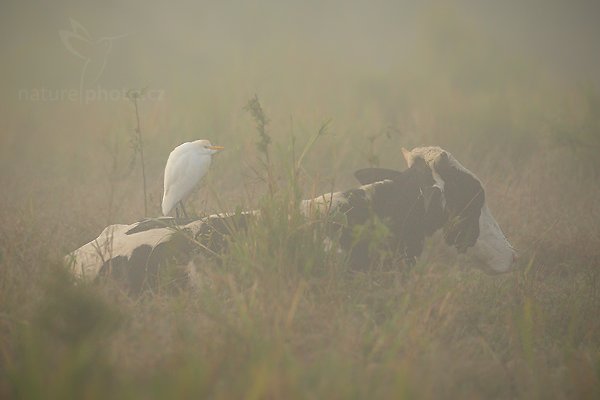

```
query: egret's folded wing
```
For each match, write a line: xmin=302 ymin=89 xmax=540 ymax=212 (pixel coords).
xmin=162 ymin=150 xmax=210 ymax=215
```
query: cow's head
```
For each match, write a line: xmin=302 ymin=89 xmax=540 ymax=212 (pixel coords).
xmin=402 ymin=146 xmax=517 ymax=273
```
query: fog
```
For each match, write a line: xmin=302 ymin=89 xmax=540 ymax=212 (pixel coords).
xmin=2 ymin=0 xmax=600 ymax=104
xmin=2 ymin=1 xmax=600 ymax=184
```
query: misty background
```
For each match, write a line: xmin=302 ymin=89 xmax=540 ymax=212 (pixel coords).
xmin=1 ymin=0 xmax=600 ymax=217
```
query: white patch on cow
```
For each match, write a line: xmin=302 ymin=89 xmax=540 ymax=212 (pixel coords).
xmin=301 ymin=179 xmax=391 ymax=216
xmin=300 ymin=192 xmax=348 ymax=216
xmin=66 ymin=222 xmax=174 ymax=281
xmin=469 ymin=204 xmax=517 ymax=273
xmin=359 ymin=179 xmax=392 ymax=201
xmin=408 ymin=146 xmax=517 ymax=273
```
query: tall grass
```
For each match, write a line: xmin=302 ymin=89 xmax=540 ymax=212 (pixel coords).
xmin=1 ymin=6 xmax=600 ymax=397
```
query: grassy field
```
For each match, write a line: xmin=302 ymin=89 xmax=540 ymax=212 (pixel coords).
xmin=2 ymin=2 xmax=600 ymax=399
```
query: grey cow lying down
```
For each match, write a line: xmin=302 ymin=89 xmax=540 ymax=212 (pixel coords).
xmin=67 ymin=147 xmax=517 ymax=290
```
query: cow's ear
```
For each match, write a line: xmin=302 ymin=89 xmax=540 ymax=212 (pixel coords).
xmin=354 ymin=168 xmax=404 ymax=185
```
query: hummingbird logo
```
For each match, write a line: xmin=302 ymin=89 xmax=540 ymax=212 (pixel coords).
xmin=59 ymin=19 xmax=128 ymax=99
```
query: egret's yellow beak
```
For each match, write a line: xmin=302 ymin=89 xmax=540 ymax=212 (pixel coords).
xmin=207 ymin=145 xmax=224 ymax=151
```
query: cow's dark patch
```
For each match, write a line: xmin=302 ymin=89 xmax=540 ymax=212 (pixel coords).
xmin=98 ymin=245 xmax=153 ymax=294
xmin=98 ymin=231 xmax=198 ymax=294
xmin=432 ymin=151 xmax=485 ymax=253
xmin=338 ymin=159 xmax=446 ymax=268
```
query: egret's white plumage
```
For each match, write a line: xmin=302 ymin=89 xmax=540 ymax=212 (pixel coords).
xmin=162 ymin=139 xmax=223 ymax=217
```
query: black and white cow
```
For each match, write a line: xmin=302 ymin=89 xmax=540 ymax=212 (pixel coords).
xmin=66 ymin=146 xmax=517 ymax=288
xmin=299 ymin=146 xmax=516 ymax=273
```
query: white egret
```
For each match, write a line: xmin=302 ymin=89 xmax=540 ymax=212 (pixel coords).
xmin=161 ymin=139 xmax=224 ymax=218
